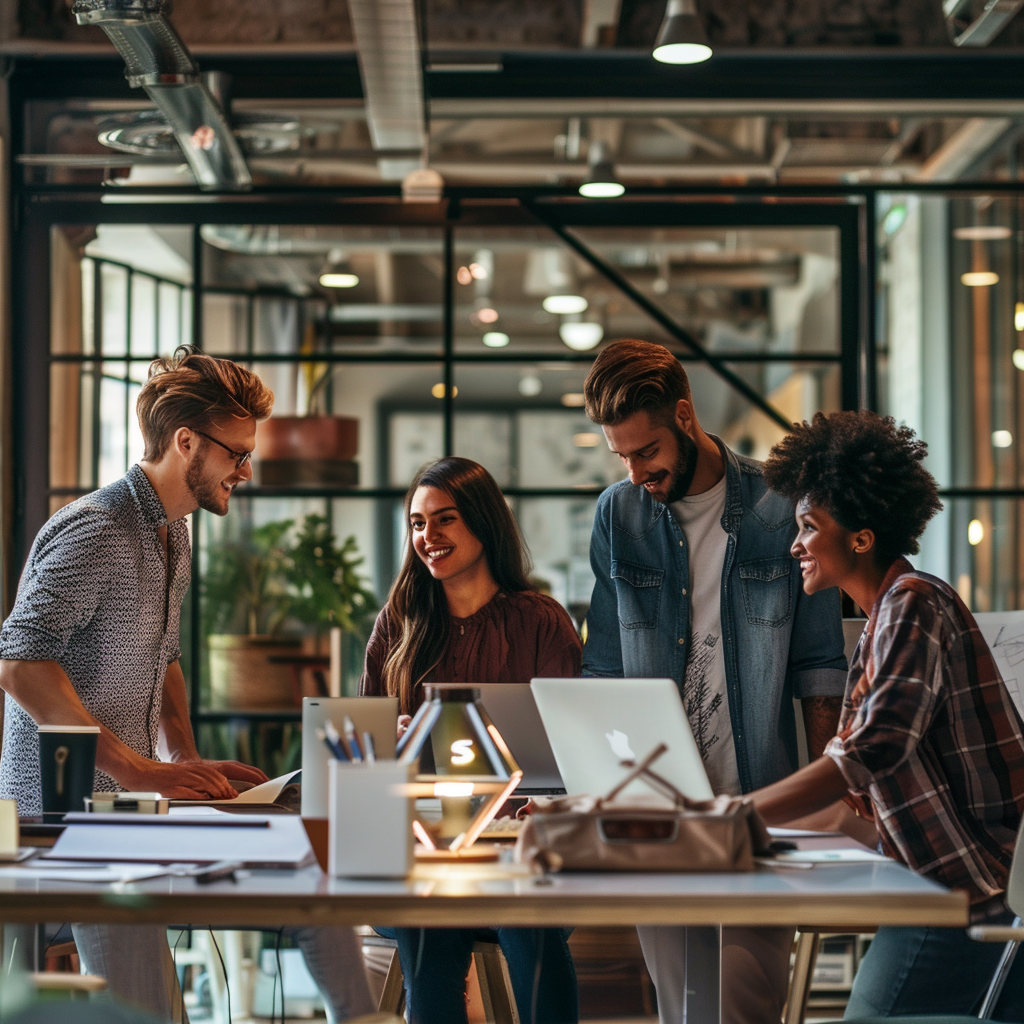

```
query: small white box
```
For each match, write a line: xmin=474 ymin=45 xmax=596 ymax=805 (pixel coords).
xmin=328 ymin=760 xmax=414 ymax=878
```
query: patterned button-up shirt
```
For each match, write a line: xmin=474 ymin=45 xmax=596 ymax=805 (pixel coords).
xmin=0 ymin=465 xmax=190 ymax=814
xmin=827 ymin=558 xmax=1024 ymax=922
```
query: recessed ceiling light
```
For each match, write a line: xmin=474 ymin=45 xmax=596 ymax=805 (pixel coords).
xmin=482 ymin=332 xmax=510 ymax=348
xmin=953 ymin=226 xmax=1012 ymax=241
xmin=961 ymin=271 xmax=999 ymax=287
xmin=518 ymin=375 xmax=542 ymax=397
xmin=561 ymin=392 xmax=586 ymax=407
xmin=543 ymin=295 xmax=588 ymax=315
xmin=559 ymin=321 xmax=604 ymax=351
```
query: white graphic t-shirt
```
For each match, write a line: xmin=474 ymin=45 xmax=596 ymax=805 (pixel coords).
xmin=671 ymin=475 xmax=742 ymax=796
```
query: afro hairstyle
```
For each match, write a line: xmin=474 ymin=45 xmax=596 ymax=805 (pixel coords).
xmin=763 ymin=410 xmax=942 ymax=566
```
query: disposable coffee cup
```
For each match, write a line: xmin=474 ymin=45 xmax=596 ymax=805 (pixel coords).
xmin=38 ymin=725 xmax=100 ymax=815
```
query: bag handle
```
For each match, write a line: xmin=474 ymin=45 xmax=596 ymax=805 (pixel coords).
xmin=602 ymin=743 xmax=692 ymax=807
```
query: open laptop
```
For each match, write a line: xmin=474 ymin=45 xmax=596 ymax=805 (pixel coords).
xmin=475 ymin=683 xmax=565 ymax=795
xmin=301 ymin=696 xmax=399 ymax=817
xmin=530 ymin=678 xmax=714 ymax=801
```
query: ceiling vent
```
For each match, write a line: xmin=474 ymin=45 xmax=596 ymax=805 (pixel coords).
xmin=72 ymin=0 xmax=251 ymax=190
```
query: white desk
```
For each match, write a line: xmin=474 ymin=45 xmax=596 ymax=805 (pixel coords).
xmin=0 ymin=857 xmax=967 ymax=1023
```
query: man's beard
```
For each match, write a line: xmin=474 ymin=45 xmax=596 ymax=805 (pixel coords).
xmin=660 ymin=424 xmax=699 ymax=504
xmin=185 ymin=448 xmax=227 ymax=515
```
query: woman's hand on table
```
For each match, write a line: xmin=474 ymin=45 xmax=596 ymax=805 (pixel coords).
xmin=204 ymin=760 xmax=269 ymax=787
xmin=397 ymin=714 xmax=413 ymax=739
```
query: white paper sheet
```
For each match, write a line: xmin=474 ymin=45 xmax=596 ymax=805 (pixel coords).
xmin=974 ymin=611 xmax=1024 ymax=720
xmin=0 ymin=862 xmax=169 ymax=883
xmin=42 ymin=813 xmax=313 ymax=867
xmin=769 ymin=848 xmax=889 ymax=865
xmin=171 ymin=769 xmax=301 ymax=807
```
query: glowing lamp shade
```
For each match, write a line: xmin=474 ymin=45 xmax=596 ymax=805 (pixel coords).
xmin=559 ymin=321 xmax=604 ymax=351
xmin=653 ymin=0 xmax=712 ymax=64
xmin=397 ymin=684 xmax=522 ymax=860
xmin=579 ymin=180 xmax=626 ymax=199
xmin=1016 ymin=303 xmax=1024 ymax=333
xmin=318 ymin=249 xmax=359 ymax=289
xmin=318 ymin=272 xmax=359 ymax=289
xmin=1013 ymin=349 xmax=1024 ymax=372
xmin=482 ymin=332 xmax=510 ymax=348
xmin=968 ymin=519 xmax=985 ymax=546
xmin=543 ymin=294 xmax=588 ymax=315
xmin=961 ymin=271 xmax=999 ymax=287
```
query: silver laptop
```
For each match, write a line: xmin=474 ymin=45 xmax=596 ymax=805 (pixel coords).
xmin=530 ymin=678 xmax=714 ymax=801
xmin=475 ymin=683 xmax=565 ymax=794
xmin=301 ymin=696 xmax=400 ymax=817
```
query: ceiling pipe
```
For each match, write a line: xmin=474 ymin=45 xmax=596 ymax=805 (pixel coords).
xmin=944 ymin=0 xmax=1024 ymax=45
xmin=72 ymin=0 xmax=251 ymax=191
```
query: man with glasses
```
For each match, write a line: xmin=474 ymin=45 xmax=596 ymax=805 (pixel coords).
xmin=0 ymin=345 xmax=374 ymax=1022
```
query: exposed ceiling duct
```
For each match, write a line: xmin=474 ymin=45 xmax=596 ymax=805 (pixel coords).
xmin=72 ymin=0 xmax=251 ymax=191
xmin=944 ymin=0 xmax=1024 ymax=45
xmin=347 ymin=0 xmax=426 ymax=181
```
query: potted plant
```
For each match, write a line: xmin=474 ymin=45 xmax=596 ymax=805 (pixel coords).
xmin=203 ymin=519 xmax=301 ymax=710
xmin=283 ymin=513 xmax=379 ymax=694
xmin=203 ymin=515 xmax=378 ymax=709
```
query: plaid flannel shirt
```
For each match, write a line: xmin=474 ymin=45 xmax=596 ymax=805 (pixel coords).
xmin=826 ymin=558 xmax=1024 ymax=922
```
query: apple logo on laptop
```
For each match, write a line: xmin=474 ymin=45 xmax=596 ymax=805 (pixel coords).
xmin=605 ymin=729 xmax=636 ymax=763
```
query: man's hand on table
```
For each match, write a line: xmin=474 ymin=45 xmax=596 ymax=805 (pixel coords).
xmin=123 ymin=759 xmax=245 ymax=801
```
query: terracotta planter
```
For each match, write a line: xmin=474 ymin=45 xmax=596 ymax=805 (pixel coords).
xmin=208 ymin=634 xmax=304 ymax=710
xmin=256 ymin=415 xmax=359 ymax=462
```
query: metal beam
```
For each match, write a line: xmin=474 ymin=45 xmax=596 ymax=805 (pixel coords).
xmin=522 ymin=200 xmax=793 ymax=431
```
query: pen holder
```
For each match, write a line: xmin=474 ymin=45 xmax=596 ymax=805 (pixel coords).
xmin=328 ymin=760 xmax=414 ymax=878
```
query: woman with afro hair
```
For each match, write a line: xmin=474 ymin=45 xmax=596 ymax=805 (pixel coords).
xmin=751 ymin=410 xmax=1024 ymax=1019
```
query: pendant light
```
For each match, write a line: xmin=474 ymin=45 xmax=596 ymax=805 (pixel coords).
xmin=653 ymin=0 xmax=713 ymax=65
xmin=579 ymin=141 xmax=625 ymax=198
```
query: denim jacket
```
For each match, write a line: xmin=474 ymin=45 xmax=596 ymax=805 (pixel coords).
xmin=583 ymin=437 xmax=847 ymax=793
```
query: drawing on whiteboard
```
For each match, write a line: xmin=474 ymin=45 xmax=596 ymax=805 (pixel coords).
xmin=991 ymin=626 xmax=1024 ymax=668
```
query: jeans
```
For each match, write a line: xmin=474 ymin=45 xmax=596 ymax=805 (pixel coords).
xmin=845 ymin=922 xmax=1024 ymax=1020
xmin=377 ymin=926 xmax=578 ymax=1024
xmin=72 ymin=924 xmax=374 ymax=1024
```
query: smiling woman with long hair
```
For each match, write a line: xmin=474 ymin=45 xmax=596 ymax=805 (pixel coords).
xmin=361 ymin=456 xmax=580 ymax=1024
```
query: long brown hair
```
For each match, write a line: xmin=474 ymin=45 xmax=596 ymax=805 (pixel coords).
xmin=382 ymin=457 xmax=534 ymax=714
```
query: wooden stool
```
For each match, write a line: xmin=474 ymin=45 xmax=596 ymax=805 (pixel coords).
xmin=375 ymin=939 xmax=520 ymax=1024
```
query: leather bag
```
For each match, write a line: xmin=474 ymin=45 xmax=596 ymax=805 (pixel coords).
xmin=514 ymin=744 xmax=773 ymax=873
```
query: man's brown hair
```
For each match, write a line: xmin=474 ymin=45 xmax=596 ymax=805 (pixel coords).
xmin=584 ymin=339 xmax=691 ymax=426
xmin=137 ymin=345 xmax=274 ymax=461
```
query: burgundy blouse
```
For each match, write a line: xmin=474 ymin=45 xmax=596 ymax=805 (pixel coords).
xmin=359 ymin=590 xmax=582 ymax=712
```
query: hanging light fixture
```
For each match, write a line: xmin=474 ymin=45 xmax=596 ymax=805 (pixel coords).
xmin=559 ymin=317 xmax=604 ymax=351
xmin=579 ymin=141 xmax=625 ymax=199
xmin=318 ymin=249 xmax=359 ymax=289
xmin=653 ymin=0 xmax=712 ymax=65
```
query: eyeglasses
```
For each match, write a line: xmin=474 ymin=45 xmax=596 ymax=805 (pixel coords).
xmin=192 ymin=429 xmax=252 ymax=470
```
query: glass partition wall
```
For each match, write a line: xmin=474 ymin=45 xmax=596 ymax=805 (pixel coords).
xmin=31 ymin=204 xmax=851 ymax=769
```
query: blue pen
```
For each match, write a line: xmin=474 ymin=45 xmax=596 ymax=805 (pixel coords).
xmin=320 ymin=722 xmax=349 ymax=761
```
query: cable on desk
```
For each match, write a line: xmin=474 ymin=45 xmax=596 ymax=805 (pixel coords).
xmin=269 ymin=927 xmax=284 ymax=1024
xmin=208 ymin=929 xmax=232 ymax=1024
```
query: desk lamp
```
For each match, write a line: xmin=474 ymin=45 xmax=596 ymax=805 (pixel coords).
xmin=398 ymin=684 xmax=522 ymax=861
